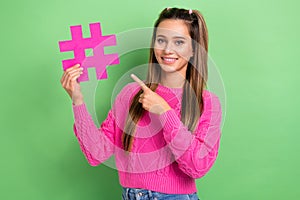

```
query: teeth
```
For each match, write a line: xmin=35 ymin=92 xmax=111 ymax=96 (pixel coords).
xmin=163 ymin=58 xmax=177 ymax=62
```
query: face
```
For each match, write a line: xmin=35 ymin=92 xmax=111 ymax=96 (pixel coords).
xmin=154 ymin=19 xmax=194 ymax=76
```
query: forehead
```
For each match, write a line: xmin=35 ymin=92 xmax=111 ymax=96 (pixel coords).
xmin=156 ymin=19 xmax=190 ymax=38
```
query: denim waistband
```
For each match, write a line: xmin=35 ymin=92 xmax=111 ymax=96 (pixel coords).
xmin=123 ymin=187 xmax=153 ymax=198
xmin=122 ymin=187 xmax=199 ymax=200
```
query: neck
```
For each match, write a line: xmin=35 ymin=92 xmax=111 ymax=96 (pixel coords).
xmin=160 ymin=71 xmax=186 ymax=88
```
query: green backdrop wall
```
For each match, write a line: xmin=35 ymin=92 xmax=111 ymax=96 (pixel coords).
xmin=1 ymin=0 xmax=299 ymax=199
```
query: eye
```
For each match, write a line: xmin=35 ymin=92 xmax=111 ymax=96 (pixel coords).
xmin=156 ymin=38 xmax=166 ymax=44
xmin=175 ymin=40 xmax=184 ymax=46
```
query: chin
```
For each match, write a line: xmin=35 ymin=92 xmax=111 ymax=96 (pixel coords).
xmin=159 ymin=64 xmax=177 ymax=73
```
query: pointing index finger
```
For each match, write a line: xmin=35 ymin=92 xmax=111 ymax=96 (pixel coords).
xmin=130 ymin=74 xmax=149 ymax=91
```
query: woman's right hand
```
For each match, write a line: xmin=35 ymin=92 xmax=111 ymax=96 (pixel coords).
xmin=60 ymin=64 xmax=84 ymax=105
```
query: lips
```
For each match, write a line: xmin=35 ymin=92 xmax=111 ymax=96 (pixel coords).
xmin=161 ymin=57 xmax=178 ymax=64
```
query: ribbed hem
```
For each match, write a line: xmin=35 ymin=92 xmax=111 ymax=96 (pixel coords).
xmin=119 ymin=171 xmax=197 ymax=194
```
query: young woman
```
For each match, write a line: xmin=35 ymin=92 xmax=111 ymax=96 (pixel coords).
xmin=61 ymin=7 xmax=222 ymax=200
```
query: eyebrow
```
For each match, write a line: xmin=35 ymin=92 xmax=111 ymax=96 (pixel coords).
xmin=156 ymin=35 xmax=187 ymax=40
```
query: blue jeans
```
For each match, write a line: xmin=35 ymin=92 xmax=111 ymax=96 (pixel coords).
xmin=122 ymin=187 xmax=200 ymax=200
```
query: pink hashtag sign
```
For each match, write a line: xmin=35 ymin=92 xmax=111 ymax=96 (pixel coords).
xmin=58 ymin=22 xmax=120 ymax=82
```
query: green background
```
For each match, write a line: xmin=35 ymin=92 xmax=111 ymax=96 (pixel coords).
xmin=1 ymin=0 xmax=299 ymax=199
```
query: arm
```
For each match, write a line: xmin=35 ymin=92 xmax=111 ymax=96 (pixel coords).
xmin=159 ymin=93 xmax=222 ymax=178
xmin=72 ymin=102 xmax=117 ymax=166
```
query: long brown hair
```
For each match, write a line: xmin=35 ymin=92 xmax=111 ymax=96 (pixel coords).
xmin=122 ymin=8 xmax=209 ymax=151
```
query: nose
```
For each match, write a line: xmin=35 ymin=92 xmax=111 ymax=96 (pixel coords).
xmin=164 ymin=42 xmax=174 ymax=54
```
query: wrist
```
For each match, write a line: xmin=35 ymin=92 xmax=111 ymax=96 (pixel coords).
xmin=164 ymin=104 xmax=171 ymax=112
xmin=72 ymin=98 xmax=84 ymax=106
xmin=159 ymin=105 xmax=171 ymax=115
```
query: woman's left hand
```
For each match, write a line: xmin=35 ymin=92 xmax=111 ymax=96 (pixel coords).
xmin=131 ymin=74 xmax=171 ymax=115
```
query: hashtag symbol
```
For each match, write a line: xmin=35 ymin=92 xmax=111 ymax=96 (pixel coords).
xmin=58 ymin=22 xmax=120 ymax=82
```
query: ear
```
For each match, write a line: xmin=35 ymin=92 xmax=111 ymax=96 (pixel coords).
xmin=190 ymin=46 xmax=194 ymax=57
xmin=190 ymin=51 xmax=194 ymax=58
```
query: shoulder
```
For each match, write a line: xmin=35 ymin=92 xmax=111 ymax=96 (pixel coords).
xmin=202 ymin=89 xmax=219 ymax=100
xmin=111 ymin=82 xmax=141 ymax=111
xmin=116 ymin=82 xmax=141 ymax=101
xmin=202 ymin=89 xmax=221 ymax=110
xmin=196 ymin=89 xmax=222 ymax=126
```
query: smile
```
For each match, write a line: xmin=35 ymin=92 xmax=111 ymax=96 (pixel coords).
xmin=161 ymin=57 xmax=178 ymax=64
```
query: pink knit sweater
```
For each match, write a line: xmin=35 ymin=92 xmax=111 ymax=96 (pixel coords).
xmin=72 ymin=82 xmax=222 ymax=194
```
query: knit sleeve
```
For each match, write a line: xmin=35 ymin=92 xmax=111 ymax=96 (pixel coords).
xmin=158 ymin=92 xmax=222 ymax=179
xmin=72 ymin=101 xmax=118 ymax=166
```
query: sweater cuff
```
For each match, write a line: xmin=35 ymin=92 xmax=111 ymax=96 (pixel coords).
xmin=72 ymin=102 xmax=90 ymax=121
xmin=158 ymin=109 xmax=182 ymax=140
